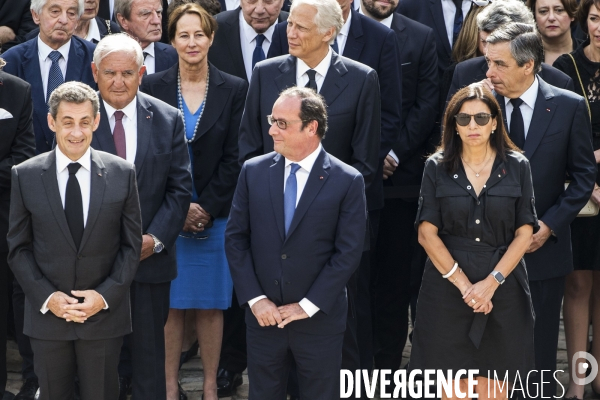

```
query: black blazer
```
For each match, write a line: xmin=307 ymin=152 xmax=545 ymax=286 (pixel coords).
xmin=0 ymin=0 xmax=37 ymax=52
xmin=98 ymin=0 xmax=113 ymax=21
xmin=91 ymin=92 xmax=193 ymax=283
xmin=496 ymin=78 xmax=597 ymax=280
xmin=239 ymin=53 xmax=382 ymax=210
xmin=0 ymin=71 xmax=35 ymax=252
xmin=25 ymin=17 xmax=121 ymax=43
xmin=152 ymin=41 xmax=179 ymax=74
xmin=208 ymin=8 xmax=289 ymax=82
xmin=140 ymin=63 xmax=248 ymax=218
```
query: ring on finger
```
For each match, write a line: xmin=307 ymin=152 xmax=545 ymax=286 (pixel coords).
xmin=471 ymin=299 xmax=477 ymax=305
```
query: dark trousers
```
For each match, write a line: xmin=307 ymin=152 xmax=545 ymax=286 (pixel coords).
xmin=118 ymin=280 xmax=170 ymax=400
xmin=30 ymin=336 xmax=122 ymax=400
xmin=0 ymin=252 xmax=7 ymax=395
xmin=527 ymin=276 xmax=565 ymax=399
xmin=372 ymin=199 xmax=425 ymax=370
xmin=219 ymin=289 xmax=247 ymax=373
xmin=247 ymin=321 xmax=344 ymax=400
xmin=12 ymin=278 xmax=36 ymax=381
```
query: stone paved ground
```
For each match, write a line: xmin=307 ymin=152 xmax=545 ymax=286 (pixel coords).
xmin=3 ymin=313 xmax=593 ymax=399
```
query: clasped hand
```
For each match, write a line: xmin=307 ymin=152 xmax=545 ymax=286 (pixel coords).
xmin=250 ymin=299 xmax=308 ymax=329
xmin=48 ymin=290 xmax=105 ymax=323
xmin=461 ymin=276 xmax=498 ymax=315
xmin=183 ymin=203 xmax=212 ymax=233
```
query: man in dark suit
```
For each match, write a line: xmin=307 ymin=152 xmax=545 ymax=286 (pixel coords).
xmin=0 ymin=63 xmax=36 ymax=400
xmin=98 ymin=0 xmax=114 ymax=20
xmin=486 ymin=23 xmax=596 ymax=398
xmin=114 ymin=0 xmax=177 ymax=74
xmin=359 ymin=0 xmax=439 ymax=371
xmin=0 ymin=0 xmax=37 ymax=52
xmin=226 ymin=87 xmax=366 ymax=400
xmin=445 ymin=0 xmax=573 ymax=103
xmin=208 ymin=0 xmax=288 ymax=83
xmin=7 ymin=81 xmax=142 ymax=400
xmin=89 ymin=33 xmax=192 ymax=400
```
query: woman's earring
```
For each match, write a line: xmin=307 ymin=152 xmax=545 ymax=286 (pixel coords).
xmin=492 ymin=130 xmax=495 ymax=134
xmin=456 ymin=131 xmax=459 ymax=135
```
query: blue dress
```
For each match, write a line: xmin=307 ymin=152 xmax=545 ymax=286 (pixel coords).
xmin=170 ymin=99 xmax=233 ymax=310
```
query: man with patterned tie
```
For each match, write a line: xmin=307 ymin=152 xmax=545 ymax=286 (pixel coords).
xmin=7 ymin=81 xmax=142 ymax=400
xmin=226 ymin=87 xmax=366 ymax=400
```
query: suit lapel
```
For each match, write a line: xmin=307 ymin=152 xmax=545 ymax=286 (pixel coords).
xmin=320 ymin=54 xmax=349 ymax=104
xmin=391 ymin=14 xmax=407 ymax=55
xmin=194 ymin=65 xmax=229 ymax=141
xmin=94 ymin=99 xmax=118 ymax=155
xmin=222 ymin=11 xmax=247 ymax=81
xmin=429 ymin=0 xmax=451 ymax=57
xmin=523 ymin=79 xmax=556 ymax=158
xmin=154 ymin=44 xmax=165 ymax=73
xmin=22 ymin=41 xmax=46 ymax=120
xmin=285 ymin=149 xmax=329 ymax=241
xmin=342 ymin=11 xmax=365 ymax=61
xmin=275 ymin=56 xmax=297 ymax=93
xmin=135 ymin=95 xmax=153 ymax=172
xmin=269 ymin=154 xmax=286 ymax=241
xmin=41 ymin=151 xmax=78 ymax=252
xmin=65 ymin=39 xmax=84 ymax=82
xmin=79 ymin=149 xmax=106 ymax=250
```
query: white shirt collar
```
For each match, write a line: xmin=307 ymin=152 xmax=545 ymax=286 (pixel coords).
xmin=285 ymin=143 xmax=322 ymax=172
xmin=297 ymin=46 xmax=333 ymax=81
xmin=143 ymin=42 xmax=155 ymax=57
xmin=339 ymin=12 xmax=352 ymax=37
xmin=86 ymin=18 xmax=102 ymax=42
xmin=56 ymin=145 xmax=91 ymax=174
xmin=239 ymin=10 xmax=276 ymax=44
xmin=38 ymin=36 xmax=71 ymax=62
xmin=103 ymin=96 xmax=138 ymax=121
xmin=357 ymin=6 xmax=393 ymax=28
xmin=504 ymin=76 xmax=539 ymax=109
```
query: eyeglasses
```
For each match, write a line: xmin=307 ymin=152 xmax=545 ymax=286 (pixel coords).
xmin=454 ymin=113 xmax=495 ymax=126
xmin=267 ymin=115 xmax=306 ymax=130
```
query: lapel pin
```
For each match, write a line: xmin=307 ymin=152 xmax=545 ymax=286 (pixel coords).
xmin=546 ymin=108 xmax=551 ymax=112
xmin=97 ymin=173 xmax=102 ymax=176
xmin=146 ymin=115 xmax=151 ymax=119
xmin=319 ymin=176 xmax=323 ymax=180
xmin=502 ymin=169 xmax=506 ymax=174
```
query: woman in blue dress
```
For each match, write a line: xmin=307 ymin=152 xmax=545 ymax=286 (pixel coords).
xmin=140 ymin=4 xmax=248 ymax=400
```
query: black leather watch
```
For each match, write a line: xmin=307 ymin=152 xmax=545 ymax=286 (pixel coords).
xmin=148 ymin=233 xmax=164 ymax=253
xmin=490 ymin=271 xmax=505 ymax=285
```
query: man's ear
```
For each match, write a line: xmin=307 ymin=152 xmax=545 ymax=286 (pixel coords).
xmin=47 ymin=113 xmax=56 ymax=132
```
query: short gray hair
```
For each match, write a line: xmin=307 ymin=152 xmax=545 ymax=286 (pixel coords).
xmin=477 ymin=0 xmax=534 ymax=33
xmin=290 ymin=0 xmax=343 ymax=44
xmin=48 ymin=82 xmax=99 ymax=120
xmin=279 ymin=87 xmax=328 ymax=139
xmin=114 ymin=0 xmax=135 ymax=22
xmin=487 ymin=22 xmax=543 ymax=74
xmin=93 ymin=33 xmax=144 ymax=69
xmin=31 ymin=0 xmax=85 ymax=18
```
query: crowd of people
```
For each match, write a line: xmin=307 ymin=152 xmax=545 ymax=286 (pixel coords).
xmin=0 ymin=0 xmax=599 ymax=399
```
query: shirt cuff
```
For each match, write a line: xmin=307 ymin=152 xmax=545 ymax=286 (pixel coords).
xmin=388 ymin=150 xmax=399 ymax=164
xmin=248 ymin=295 xmax=267 ymax=308
xmin=40 ymin=292 xmax=56 ymax=314
xmin=299 ymin=298 xmax=320 ymax=317
xmin=101 ymin=295 xmax=109 ymax=310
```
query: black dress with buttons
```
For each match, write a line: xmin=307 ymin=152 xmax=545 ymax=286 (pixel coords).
xmin=409 ymin=151 xmax=538 ymax=379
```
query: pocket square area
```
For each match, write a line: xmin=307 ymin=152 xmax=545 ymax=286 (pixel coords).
xmin=0 ymin=108 xmax=13 ymax=120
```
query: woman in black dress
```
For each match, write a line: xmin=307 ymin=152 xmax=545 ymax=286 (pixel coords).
xmin=553 ymin=1 xmax=600 ymax=397
xmin=410 ymin=83 xmax=538 ymax=399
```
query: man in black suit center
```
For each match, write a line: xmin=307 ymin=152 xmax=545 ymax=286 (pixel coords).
xmin=7 ymin=81 xmax=143 ymax=400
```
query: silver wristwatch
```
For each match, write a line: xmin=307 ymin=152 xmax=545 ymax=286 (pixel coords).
xmin=490 ymin=271 xmax=505 ymax=285
xmin=148 ymin=233 xmax=164 ymax=253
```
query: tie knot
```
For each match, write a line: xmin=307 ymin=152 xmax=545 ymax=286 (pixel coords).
xmin=67 ymin=163 xmax=81 ymax=175
xmin=255 ymin=34 xmax=266 ymax=47
xmin=452 ymin=0 xmax=463 ymax=8
xmin=306 ymin=69 xmax=317 ymax=81
xmin=511 ymin=98 xmax=524 ymax=108
xmin=143 ymin=51 xmax=149 ymax=60
xmin=114 ymin=110 xmax=124 ymax=122
xmin=48 ymin=51 xmax=62 ymax=63
xmin=290 ymin=163 xmax=300 ymax=175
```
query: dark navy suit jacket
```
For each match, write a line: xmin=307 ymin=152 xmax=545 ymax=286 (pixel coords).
xmin=1 ymin=36 xmax=97 ymax=154
xmin=496 ymin=78 xmax=596 ymax=280
xmin=152 ymin=41 xmax=178 ymax=74
xmin=225 ymin=148 xmax=366 ymax=334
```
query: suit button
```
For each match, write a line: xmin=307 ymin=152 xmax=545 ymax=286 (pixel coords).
xmin=274 ymin=280 xmax=279 ymax=285
xmin=475 ymin=238 xmax=480 ymax=242
xmin=476 ymin=219 xmax=480 ymax=224
xmin=77 ymin=255 xmax=82 ymax=260
xmin=281 ymin=254 xmax=287 ymax=259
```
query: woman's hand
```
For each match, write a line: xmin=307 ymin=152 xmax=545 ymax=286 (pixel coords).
xmin=591 ymin=184 xmax=600 ymax=206
xmin=182 ymin=203 xmax=212 ymax=232
xmin=462 ymin=276 xmax=499 ymax=314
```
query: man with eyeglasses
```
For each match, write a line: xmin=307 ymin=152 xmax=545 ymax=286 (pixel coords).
xmin=226 ymin=86 xmax=366 ymax=400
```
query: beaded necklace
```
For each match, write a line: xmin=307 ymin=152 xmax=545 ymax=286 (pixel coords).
xmin=177 ymin=65 xmax=209 ymax=143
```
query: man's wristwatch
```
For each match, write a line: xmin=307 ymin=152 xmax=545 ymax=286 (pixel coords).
xmin=148 ymin=233 xmax=164 ymax=253
xmin=490 ymin=271 xmax=505 ymax=285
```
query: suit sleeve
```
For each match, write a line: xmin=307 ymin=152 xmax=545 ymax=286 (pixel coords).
xmin=7 ymin=167 xmax=57 ymax=309
xmin=238 ymin=68 xmax=264 ymax=164
xmin=145 ymin=111 xmax=193 ymax=250
xmin=94 ymin=167 xmax=143 ymax=306
xmin=0 ymin=84 xmax=35 ymax=192
xmin=225 ymin=163 xmax=265 ymax=305
xmin=198 ymin=80 xmax=249 ymax=217
xmin=304 ymin=173 xmax=366 ymax=314
xmin=541 ymin=97 xmax=597 ymax=236
xmin=392 ymin=29 xmax=438 ymax=164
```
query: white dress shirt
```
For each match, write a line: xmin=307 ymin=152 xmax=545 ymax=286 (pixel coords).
xmin=103 ymin=97 xmax=138 ymax=164
xmin=85 ymin=17 xmax=102 ymax=43
xmin=296 ymin=47 xmax=333 ymax=93
xmin=225 ymin=0 xmax=240 ymax=10
xmin=247 ymin=144 xmax=324 ymax=317
xmin=504 ymin=77 xmax=539 ymax=139
xmin=239 ymin=10 xmax=276 ymax=83
xmin=336 ymin=14 xmax=352 ymax=56
xmin=143 ymin=42 xmax=156 ymax=75
xmin=41 ymin=147 xmax=109 ymax=313
xmin=109 ymin=0 xmax=115 ymax=20
xmin=37 ymin=37 xmax=70 ymax=101
xmin=441 ymin=0 xmax=472 ymax=48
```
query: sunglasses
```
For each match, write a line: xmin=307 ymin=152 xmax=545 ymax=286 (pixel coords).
xmin=454 ymin=113 xmax=495 ymax=126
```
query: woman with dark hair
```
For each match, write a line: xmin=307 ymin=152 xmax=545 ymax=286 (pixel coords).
xmin=552 ymin=1 xmax=600 ymax=397
xmin=410 ymin=83 xmax=538 ymax=399
xmin=140 ymin=3 xmax=248 ymax=400
xmin=527 ymin=0 xmax=578 ymax=65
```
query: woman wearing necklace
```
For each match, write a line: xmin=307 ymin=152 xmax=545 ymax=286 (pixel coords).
xmin=409 ymin=83 xmax=537 ymax=400
xmin=140 ymin=3 xmax=248 ymax=400
xmin=552 ymin=1 xmax=600 ymax=398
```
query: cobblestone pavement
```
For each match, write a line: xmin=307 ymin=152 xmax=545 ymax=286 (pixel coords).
xmin=3 ymin=314 xmax=593 ymax=399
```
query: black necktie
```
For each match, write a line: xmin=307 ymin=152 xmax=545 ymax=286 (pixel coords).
xmin=65 ymin=163 xmax=84 ymax=249
xmin=252 ymin=34 xmax=266 ymax=70
xmin=509 ymin=98 xmax=526 ymax=149
xmin=143 ymin=51 xmax=149 ymax=76
xmin=452 ymin=0 xmax=464 ymax=45
xmin=305 ymin=69 xmax=317 ymax=92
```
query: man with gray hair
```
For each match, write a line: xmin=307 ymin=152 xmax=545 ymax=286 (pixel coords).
xmin=114 ymin=0 xmax=177 ymax=74
xmin=445 ymin=0 xmax=572 ymax=102
xmin=485 ymin=22 xmax=596 ymax=398
xmin=7 ymin=81 xmax=142 ymax=400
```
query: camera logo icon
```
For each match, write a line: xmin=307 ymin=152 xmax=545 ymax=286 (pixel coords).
xmin=573 ymin=351 xmax=599 ymax=385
